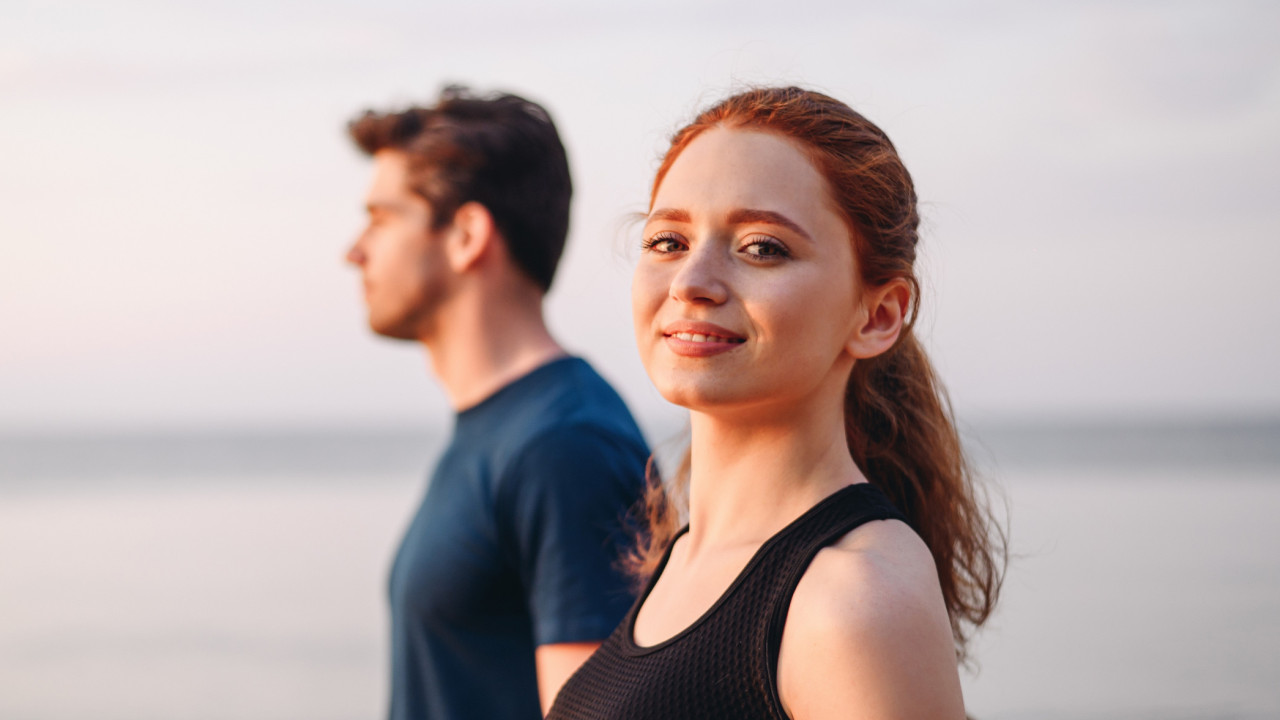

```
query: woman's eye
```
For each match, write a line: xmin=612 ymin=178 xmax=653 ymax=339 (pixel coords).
xmin=742 ymin=237 xmax=789 ymax=259
xmin=642 ymin=233 xmax=685 ymax=253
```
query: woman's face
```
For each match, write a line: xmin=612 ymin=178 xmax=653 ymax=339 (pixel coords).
xmin=633 ymin=127 xmax=863 ymax=414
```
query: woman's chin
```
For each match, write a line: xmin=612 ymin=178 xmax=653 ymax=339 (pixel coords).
xmin=653 ymin=381 xmax=750 ymax=414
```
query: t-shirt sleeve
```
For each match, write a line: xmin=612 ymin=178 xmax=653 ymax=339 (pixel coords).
xmin=497 ymin=422 xmax=646 ymax=647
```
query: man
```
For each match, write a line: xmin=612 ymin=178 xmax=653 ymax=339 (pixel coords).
xmin=344 ymin=87 xmax=649 ymax=720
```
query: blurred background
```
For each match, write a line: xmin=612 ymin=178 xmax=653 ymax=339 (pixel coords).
xmin=2 ymin=1 xmax=1278 ymax=718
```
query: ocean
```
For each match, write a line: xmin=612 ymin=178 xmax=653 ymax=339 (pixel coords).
xmin=1 ymin=420 xmax=1277 ymax=719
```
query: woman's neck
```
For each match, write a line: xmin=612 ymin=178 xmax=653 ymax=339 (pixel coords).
xmin=683 ymin=395 xmax=865 ymax=557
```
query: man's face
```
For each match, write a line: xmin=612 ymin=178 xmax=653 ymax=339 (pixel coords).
xmin=346 ymin=150 xmax=452 ymax=341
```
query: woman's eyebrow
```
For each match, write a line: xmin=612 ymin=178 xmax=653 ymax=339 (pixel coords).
xmin=646 ymin=208 xmax=691 ymax=223
xmin=726 ymin=209 xmax=812 ymax=242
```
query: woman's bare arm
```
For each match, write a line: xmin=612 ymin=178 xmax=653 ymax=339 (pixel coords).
xmin=777 ymin=519 xmax=965 ymax=720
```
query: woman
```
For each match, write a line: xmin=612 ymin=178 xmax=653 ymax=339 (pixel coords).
xmin=549 ymin=87 xmax=1004 ymax=719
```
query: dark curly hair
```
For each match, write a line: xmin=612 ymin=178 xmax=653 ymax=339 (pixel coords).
xmin=348 ymin=85 xmax=572 ymax=291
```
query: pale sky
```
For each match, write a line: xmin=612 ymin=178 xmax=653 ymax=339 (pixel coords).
xmin=2 ymin=0 xmax=1278 ymax=432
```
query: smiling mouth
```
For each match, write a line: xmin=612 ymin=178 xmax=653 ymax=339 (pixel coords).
xmin=666 ymin=332 xmax=746 ymax=344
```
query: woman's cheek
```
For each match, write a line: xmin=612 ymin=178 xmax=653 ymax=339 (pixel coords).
xmin=631 ymin=265 xmax=664 ymax=357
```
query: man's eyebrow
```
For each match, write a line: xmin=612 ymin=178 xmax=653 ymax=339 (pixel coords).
xmin=726 ymin=209 xmax=812 ymax=242
xmin=645 ymin=208 xmax=692 ymax=224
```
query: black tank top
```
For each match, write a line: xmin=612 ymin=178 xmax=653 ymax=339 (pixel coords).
xmin=547 ymin=482 xmax=907 ymax=720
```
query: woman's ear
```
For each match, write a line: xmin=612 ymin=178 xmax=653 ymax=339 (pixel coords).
xmin=846 ymin=278 xmax=911 ymax=359
xmin=443 ymin=201 xmax=496 ymax=273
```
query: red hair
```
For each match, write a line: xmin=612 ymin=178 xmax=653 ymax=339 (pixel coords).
xmin=631 ymin=87 xmax=1005 ymax=656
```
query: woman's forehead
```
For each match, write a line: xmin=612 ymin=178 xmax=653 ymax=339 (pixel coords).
xmin=651 ymin=128 xmax=839 ymax=230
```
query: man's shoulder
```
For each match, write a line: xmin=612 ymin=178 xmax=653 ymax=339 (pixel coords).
xmin=504 ymin=357 xmax=645 ymax=447
xmin=459 ymin=358 xmax=644 ymax=492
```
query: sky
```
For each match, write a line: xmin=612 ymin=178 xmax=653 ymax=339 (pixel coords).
xmin=2 ymin=0 xmax=1278 ymax=433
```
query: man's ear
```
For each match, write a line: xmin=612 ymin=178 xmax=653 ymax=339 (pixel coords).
xmin=846 ymin=278 xmax=912 ymax=359
xmin=443 ymin=201 xmax=497 ymax=273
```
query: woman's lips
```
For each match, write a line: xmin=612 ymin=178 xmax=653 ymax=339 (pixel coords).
xmin=661 ymin=322 xmax=746 ymax=357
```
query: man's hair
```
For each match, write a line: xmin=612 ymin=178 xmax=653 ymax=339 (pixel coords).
xmin=348 ymin=85 xmax=572 ymax=292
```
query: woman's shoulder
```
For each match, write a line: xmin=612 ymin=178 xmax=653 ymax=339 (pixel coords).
xmin=787 ymin=518 xmax=947 ymax=658
xmin=803 ymin=516 xmax=940 ymax=611
xmin=776 ymin=518 xmax=965 ymax=719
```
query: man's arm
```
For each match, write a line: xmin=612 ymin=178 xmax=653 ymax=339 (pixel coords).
xmin=499 ymin=421 xmax=647 ymax=714
xmin=536 ymin=641 xmax=601 ymax=716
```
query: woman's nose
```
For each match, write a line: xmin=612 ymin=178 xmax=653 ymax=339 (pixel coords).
xmin=669 ymin=244 xmax=728 ymax=305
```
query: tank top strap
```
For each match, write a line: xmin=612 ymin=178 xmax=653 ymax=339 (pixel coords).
xmin=764 ymin=481 xmax=906 ymax=576
xmin=742 ymin=482 xmax=906 ymax=624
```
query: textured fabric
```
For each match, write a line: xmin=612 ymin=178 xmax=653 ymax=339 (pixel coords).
xmin=388 ymin=357 xmax=649 ymax=720
xmin=547 ymin=483 xmax=906 ymax=720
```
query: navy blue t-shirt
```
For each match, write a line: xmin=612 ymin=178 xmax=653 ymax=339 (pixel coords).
xmin=388 ymin=357 xmax=649 ymax=720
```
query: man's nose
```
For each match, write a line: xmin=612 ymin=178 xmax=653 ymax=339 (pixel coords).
xmin=345 ymin=238 xmax=366 ymax=266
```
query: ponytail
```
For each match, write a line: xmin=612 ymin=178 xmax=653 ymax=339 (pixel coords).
xmin=846 ymin=333 xmax=1004 ymax=654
